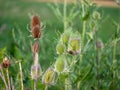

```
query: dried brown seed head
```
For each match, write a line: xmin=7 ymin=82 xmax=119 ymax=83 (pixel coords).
xmin=32 ymin=25 xmax=41 ymax=38
xmin=1 ymin=57 xmax=10 ymax=68
xmin=31 ymin=15 xmax=40 ymax=29
xmin=32 ymin=41 xmax=39 ymax=53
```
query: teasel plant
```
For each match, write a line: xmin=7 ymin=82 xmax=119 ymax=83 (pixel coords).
xmin=0 ymin=56 xmax=11 ymax=90
xmin=110 ymin=22 xmax=120 ymax=90
xmin=29 ymin=15 xmax=42 ymax=90
xmin=50 ymin=0 xmax=81 ymax=89
xmin=55 ymin=28 xmax=81 ymax=90
xmin=92 ymin=11 xmax=102 ymax=90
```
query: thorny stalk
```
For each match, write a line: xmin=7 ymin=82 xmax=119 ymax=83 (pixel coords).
xmin=34 ymin=44 xmax=39 ymax=90
xmin=112 ymin=25 xmax=118 ymax=89
xmin=95 ymin=26 xmax=100 ymax=90
xmin=34 ymin=79 xmax=37 ymax=90
xmin=6 ymin=68 xmax=11 ymax=90
xmin=0 ymin=66 xmax=8 ymax=89
xmin=11 ymin=77 xmax=15 ymax=90
xmin=77 ymin=20 xmax=86 ymax=90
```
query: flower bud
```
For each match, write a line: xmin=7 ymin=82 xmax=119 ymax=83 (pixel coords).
xmin=42 ymin=68 xmax=56 ymax=85
xmin=56 ymin=43 xmax=65 ymax=55
xmin=32 ymin=25 xmax=41 ymax=38
xmin=68 ymin=38 xmax=81 ymax=55
xmin=32 ymin=41 xmax=39 ymax=53
xmin=96 ymin=39 xmax=103 ymax=49
xmin=93 ymin=11 xmax=101 ymax=20
xmin=31 ymin=15 xmax=40 ymax=29
xmin=55 ymin=55 xmax=67 ymax=73
xmin=61 ymin=32 xmax=70 ymax=44
xmin=1 ymin=57 xmax=10 ymax=68
xmin=31 ymin=64 xmax=42 ymax=80
xmin=90 ymin=21 xmax=95 ymax=28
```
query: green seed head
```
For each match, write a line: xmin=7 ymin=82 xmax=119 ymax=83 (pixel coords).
xmin=68 ymin=38 xmax=80 ymax=51
xmin=90 ymin=21 xmax=95 ymax=28
xmin=93 ymin=11 xmax=101 ymax=20
xmin=55 ymin=55 xmax=67 ymax=73
xmin=42 ymin=68 xmax=56 ymax=85
xmin=56 ymin=43 xmax=65 ymax=55
xmin=61 ymin=31 xmax=70 ymax=44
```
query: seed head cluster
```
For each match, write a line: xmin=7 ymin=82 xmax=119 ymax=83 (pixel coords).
xmin=31 ymin=15 xmax=41 ymax=38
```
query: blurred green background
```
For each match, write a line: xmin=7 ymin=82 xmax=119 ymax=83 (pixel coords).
xmin=0 ymin=0 xmax=120 ymax=89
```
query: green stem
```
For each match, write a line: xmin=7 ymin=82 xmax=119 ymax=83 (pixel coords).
xmin=95 ymin=25 xmax=100 ymax=90
xmin=19 ymin=61 xmax=24 ymax=90
xmin=64 ymin=0 xmax=67 ymax=31
xmin=80 ymin=21 xmax=86 ymax=63
xmin=77 ymin=21 xmax=86 ymax=90
xmin=65 ymin=76 xmax=72 ymax=90
xmin=96 ymin=49 xmax=100 ymax=90
xmin=45 ymin=85 xmax=48 ymax=90
xmin=112 ymin=37 xmax=117 ymax=89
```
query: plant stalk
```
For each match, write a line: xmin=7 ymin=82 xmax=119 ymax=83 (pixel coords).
xmin=112 ymin=31 xmax=117 ymax=89
xmin=0 ymin=66 xmax=8 ymax=89
xmin=77 ymin=21 xmax=86 ymax=90
xmin=19 ymin=61 xmax=24 ymax=90
xmin=45 ymin=85 xmax=48 ymax=90
xmin=94 ymin=25 xmax=100 ymax=90
xmin=33 ymin=44 xmax=39 ymax=90
xmin=6 ymin=68 xmax=11 ymax=90
xmin=96 ymin=48 xmax=100 ymax=90
xmin=65 ymin=77 xmax=72 ymax=90
xmin=34 ymin=79 xmax=37 ymax=90
xmin=64 ymin=0 xmax=67 ymax=31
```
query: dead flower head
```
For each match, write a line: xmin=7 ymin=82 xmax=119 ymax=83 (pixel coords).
xmin=1 ymin=57 xmax=11 ymax=68
xmin=31 ymin=15 xmax=40 ymax=29
xmin=30 ymin=15 xmax=41 ymax=38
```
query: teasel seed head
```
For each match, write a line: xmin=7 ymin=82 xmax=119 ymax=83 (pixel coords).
xmin=1 ymin=57 xmax=11 ymax=68
xmin=96 ymin=39 xmax=103 ymax=49
xmin=42 ymin=68 xmax=56 ymax=85
xmin=90 ymin=21 xmax=95 ymax=28
xmin=31 ymin=25 xmax=41 ymax=38
xmin=55 ymin=55 xmax=67 ymax=73
xmin=32 ymin=41 xmax=39 ymax=53
xmin=61 ymin=32 xmax=70 ymax=44
xmin=31 ymin=64 xmax=42 ymax=80
xmin=31 ymin=15 xmax=40 ymax=29
xmin=68 ymin=38 xmax=81 ymax=55
xmin=93 ymin=11 xmax=101 ymax=20
xmin=56 ymin=42 xmax=65 ymax=55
